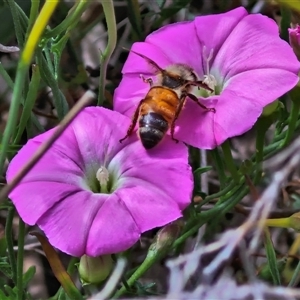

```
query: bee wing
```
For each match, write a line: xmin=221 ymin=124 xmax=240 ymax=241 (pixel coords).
xmin=123 ymin=47 xmax=164 ymax=75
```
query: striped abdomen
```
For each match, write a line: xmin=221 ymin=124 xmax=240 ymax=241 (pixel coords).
xmin=138 ymin=87 xmax=179 ymax=149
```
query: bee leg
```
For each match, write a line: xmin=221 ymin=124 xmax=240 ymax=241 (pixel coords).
xmin=140 ymin=74 xmax=153 ymax=86
xmin=119 ymin=100 xmax=144 ymax=143
xmin=187 ymin=93 xmax=216 ymax=113
xmin=191 ymin=81 xmax=213 ymax=93
xmin=170 ymin=98 xmax=187 ymax=144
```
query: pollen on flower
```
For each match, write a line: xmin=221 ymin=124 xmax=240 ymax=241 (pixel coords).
xmin=96 ymin=166 xmax=109 ymax=186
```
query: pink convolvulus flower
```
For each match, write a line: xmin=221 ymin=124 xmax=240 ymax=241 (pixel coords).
xmin=6 ymin=107 xmax=193 ymax=257
xmin=114 ymin=7 xmax=300 ymax=149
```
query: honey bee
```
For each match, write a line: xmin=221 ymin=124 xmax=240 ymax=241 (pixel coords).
xmin=119 ymin=50 xmax=215 ymax=149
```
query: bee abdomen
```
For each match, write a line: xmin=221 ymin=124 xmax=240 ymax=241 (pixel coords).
xmin=139 ymin=112 xmax=169 ymax=149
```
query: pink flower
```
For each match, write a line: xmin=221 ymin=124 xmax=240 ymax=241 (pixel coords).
xmin=114 ymin=7 xmax=300 ymax=149
xmin=6 ymin=107 xmax=192 ymax=257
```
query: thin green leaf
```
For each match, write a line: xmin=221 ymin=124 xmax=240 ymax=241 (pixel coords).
xmin=22 ymin=266 xmax=36 ymax=288
xmin=29 ymin=112 xmax=45 ymax=134
xmin=0 ymin=257 xmax=12 ymax=279
xmin=0 ymin=62 xmax=14 ymax=89
xmin=14 ymin=64 xmax=41 ymax=144
xmin=0 ymin=289 xmax=10 ymax=300
xmin=37 ymin=50 xmax=69 ymax=120
xmin=263 ymin=228 xmax=281 ymax=285
xmin=52 ymin=33 xmax=70 ymax=80
xmin=4 ymin=285 xmax=16 ymax=299
xmin=126 ymin=0 xmax=142 ymax=38
xmin=193 ymin=166 xmax=213 ymax=176
xmin=5 ymin=0 xmax=26 ymax=47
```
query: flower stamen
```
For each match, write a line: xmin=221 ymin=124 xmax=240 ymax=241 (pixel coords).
xmin=96 ymin=166 xmax=109 ymax=193
xmin=202 ymin=46 xmax=217 ymax=92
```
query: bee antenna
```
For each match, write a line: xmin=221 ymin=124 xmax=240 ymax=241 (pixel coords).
xmin=122 ymin=47 xmax=164 ymax=73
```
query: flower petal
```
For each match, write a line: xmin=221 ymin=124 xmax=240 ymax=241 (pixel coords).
xmin=7 ymin=138 xmax=85 ymax=187
xmin=146 ymin=20 xmax=204 ymax=76
xmin=122 ymin=42 xmax=172 ymax=75
xmin=214 ymin=13 xmax=300 ymax=81
xmin=68 ymin=107 xmax=133 ymax=169
xmin=8 ymin=182 xmax=83 ymax=225
xmin=173 ymin=97 xmax=218 ymax=149
xmin=87 ymin=193 xmax=140 ymax=256
xmin=213 ymin=69 xmax=299 ymax=145
xmin=113 ymin=74 xmax=148 ymax=117
xmin=111 ymin=136 xmax=193 ymax=211
xmin=115 ymin=178 xmax=185 ymax=232
xmin=38 ymin=192 xmax=106 ymax=257
xmin=194 ymin=7 xmax=247 ymax=67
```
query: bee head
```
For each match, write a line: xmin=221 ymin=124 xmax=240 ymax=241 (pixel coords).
xmin=159 ymin=64 xmax=197 ymax=90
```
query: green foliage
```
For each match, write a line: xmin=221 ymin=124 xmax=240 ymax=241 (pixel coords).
xmin=263 ymin=229 xmax=281 ymax=285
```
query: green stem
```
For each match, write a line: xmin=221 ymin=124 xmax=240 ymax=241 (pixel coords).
xmin=0 ymin=64 xmax=27 ymax=174
xmin=254 ymin=116 xmax=273 ymax=184
xmin=175 ymin=186 xmax=248 ymax=248
xmin=280 ymin=6 xmax=291 ymax=42
xmin=254 ymin=145 xmax=264 ymax=184
xmin=221 ymin=140 xmax=239 ymax=183
xmin=97 ymin=0 xmax=117 ymax=106
xmin=5 ymin=207 xmax=17 ymax=284
xmin=218 ymin=181 xmax=244 ymax=204
xmin=113 ymin=250 xmax=162 ymax=298
xmin=197 ymin=180 xmax=235 ymax=208
xmin=203 ymin=180 xmax=236 ymax=201
xmin=282 ymin=91 xmax=300 ymax=147
xmin=209 ymin=148 xmax=227 ymax=189
xmin=17 ymin=219 xmax=25 ymax=300
xmin=173 ymin=207 xmax=222 ymax=248
xmin=26 ymin=0 xmax=40 ymax=39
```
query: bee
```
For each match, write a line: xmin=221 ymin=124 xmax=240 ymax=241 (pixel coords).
xmin=119 ymin=50 xmax=215 ymax=149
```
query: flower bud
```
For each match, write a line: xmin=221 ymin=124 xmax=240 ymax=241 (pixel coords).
xmin=258 ymin=257 xmax=287 ymax=282
xmin=149 ymin=220 xmax=183 ymax=254
xmin=289 ymin=25 xmax=300 ymax=60
xmin=78 ymin=254 xmax=113 ymax=285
